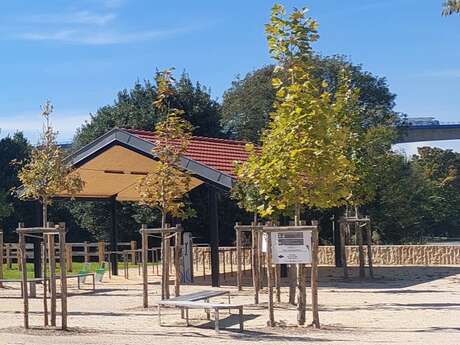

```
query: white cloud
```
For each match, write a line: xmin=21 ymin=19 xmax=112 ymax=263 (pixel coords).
xmin=0 ymin=111 xmax=91 ymax=143
xmin=412 ymin=69 xmax=460 ymax=79
xmin=14 ymin=26 xmax=190 ymax=45
xmin=25 ymin=10 xmax=116 ymax=26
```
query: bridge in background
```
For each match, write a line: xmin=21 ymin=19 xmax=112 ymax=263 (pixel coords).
xmin=397 ymin=123 xmax=460 ymax=143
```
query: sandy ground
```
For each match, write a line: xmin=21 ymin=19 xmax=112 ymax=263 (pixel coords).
xmin=0 ymin=266 xmax=459 ymax=345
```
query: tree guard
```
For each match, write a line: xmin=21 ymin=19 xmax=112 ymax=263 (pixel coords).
xmin=262 ymin=223 xmax=320 ymax=328
xmin=338 ymin=215 xmax=374 ymax=279
xmin=16 ymin=223 xmax=68 ymax=330
xmin=234 ymin=223 xmax=263 ymax=304
xmin=140 ymin=224 xmax=183 ymax=307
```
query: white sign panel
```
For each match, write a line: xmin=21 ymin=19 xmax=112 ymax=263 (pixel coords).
xmin=271 ymin=231 xmax=312 ymax=264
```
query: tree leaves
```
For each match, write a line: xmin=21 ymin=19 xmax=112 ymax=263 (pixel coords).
xmin=234 ymin=4 xmax=359 ymax=218
xmin=17 ymin=101 xmax=84 ymax=207
xmin=136 ymin=70 xmax=194 ymax=223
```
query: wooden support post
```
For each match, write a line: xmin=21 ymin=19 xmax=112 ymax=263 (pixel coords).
xmin=236 ymin=226 xmax=242 ymax=290
xmin=98 ymin=241 xmax=105 ymax=265
xmin=357 ymin=223 xmax=365 ymax=279
xmin=42 ymin=233 xmax=49 ymax=326
xmin=209 ymin=187 xmax=220 ymax=287
xmin=202 ymin=250 xmax=206 ymax=280
xmin=174 ymin=230 xmax=181 ymax=297
xmin=275 ymin=264 xmax=281 ymax=303
xmin=19 ymin=231 xmax=29 ymax=329
xmin=110 ymin=197 xmax=118 ymax=276
xmin=165 ymin=231 xmax=171 ymax=299
xmin=48 ymin=234 xmax=57 ymax=326
xmin=266 ymin=232 xmax=275 ymax=327
xmin=251 ymin=225 xmax=259 ymax=303
xmin=311 ymin=225 xmax=320 ymax=328
xmin=58 ymin=225 xmax=68 ymax=330
xmin=141 ymin=225 xmax=148 ymax=308
xmin=366 ymin=224 xmax=374 ymax=279
xmin=65 ymin=244 xmax=72 ymax=272
xmin=123 ymin=252 xmax=128 ymax=279
xmin=16 ymin=244 xmax=21 ymax=271
xmin=339 ymin=220 xmax=348 ymax=279
xmin=288 ymin=264 xmax=297 ymax=305
xmin=130 ymin=241 xmax=137 ymax=264
xmin=83 ymin=241 xmax=89 ymax=264
xmin=6 ymin=244 xmax=11 ymax=269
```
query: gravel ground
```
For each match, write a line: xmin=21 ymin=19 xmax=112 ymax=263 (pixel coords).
xmin=0 ymin=266 xmax=459 ymax=345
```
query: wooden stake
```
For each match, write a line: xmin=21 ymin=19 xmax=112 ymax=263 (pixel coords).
xmin=297 ymin=263 xmax=306 ymax=325
xmin=275 ymin=264 xmax=281 ymax=303
xmin=19 ymin=230 xmax=29 ymax=329
xmin=339 ymin=220 xmax=348 ymax=279
xmin=174 ymin=231 xmax=181 ymax=297
xmin=42 ymin=234 xmax=49 ymax=326
xmin=48 ymin=234 xmax=57 ymax=327
xmin=66 ymin=244 xmax=72 ymax=272
xmin=288 ymin=265 xmax=297 ymax=305
xmin=141 ymin=226 xmax=148 ymax=307
xmin=311 ymin=225 xmax=320 ymax=328
xmin=58 ymin=225 xmax=68 ymax=330
xmin=98 ymin=241 xmax=105 ymax=265
xmin=366 ymin=223 xmax=374 ymax=279
xmin=236 ymin=225 xmax=242 ymax=291
xmin=266 ymin=232 xmax=275 ymax=327
xmin=251 ymin=225 xmax=259 ymax=303
xmin=357 ymin=223 xmax=365 ymax=279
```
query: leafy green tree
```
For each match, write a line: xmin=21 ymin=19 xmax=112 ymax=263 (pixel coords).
xmin=222 ymin=66 xmax=275 ymax=143
xmin=366 ymin=154 xmax=432 ymax=243
xmin=236 ymin=4 xmax=361 ymax=326
xmin=0 ymin=133 xmax=32 ymax=239
xmin=412 ymin=147 xmax=460 ymax=237
xmin=17 ymin=102 xmax=84 ymax=226
xmin=223 ymin=56 xmax=399 ymax=206
xmin=74 ymin=72 xmax=222 ymax=149
xmin=443 ymin=0 xmax=460 ymax=15
xmin=237 ymin=4 xmax=358 ymax=217
xmin=222 ymin=56 xmax=399 ymax=143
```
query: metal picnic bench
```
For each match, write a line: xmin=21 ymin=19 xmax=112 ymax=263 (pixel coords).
xmin=158 ymin=290 xmax=244 ymax=332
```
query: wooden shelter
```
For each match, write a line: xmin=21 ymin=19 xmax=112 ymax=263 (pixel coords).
xmin=51 ymin=128 xmax=250 ymax=286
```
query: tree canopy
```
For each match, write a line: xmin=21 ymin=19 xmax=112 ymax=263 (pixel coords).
xmin=73 ymin=72 xmax=222 ymax=149
xmin=235 ymin=4 xmax=359 ymax=218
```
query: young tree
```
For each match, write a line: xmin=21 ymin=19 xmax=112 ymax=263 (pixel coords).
xmin=136 ymin=70 xmax=194 ymax=299
xmin=236 ymin=4 xmax=360 ymax=326
xmin=17 ymin=101 xmax=84 ymax=226
xmin=136 ymin=70 xmax=194 ymax=227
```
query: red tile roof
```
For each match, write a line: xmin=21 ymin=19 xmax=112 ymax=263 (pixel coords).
xmin=124 ymin=128 xmax=252 ymax=178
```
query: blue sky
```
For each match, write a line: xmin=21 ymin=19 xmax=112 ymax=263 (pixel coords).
xmin=0 ymin=0 xmax=459 ymax=154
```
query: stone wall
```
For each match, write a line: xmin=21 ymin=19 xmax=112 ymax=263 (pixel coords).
xmin=193 ymin=245 xmax=460 ymax=266
xmin=318 ymin=245 xmax=460 ymax=266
